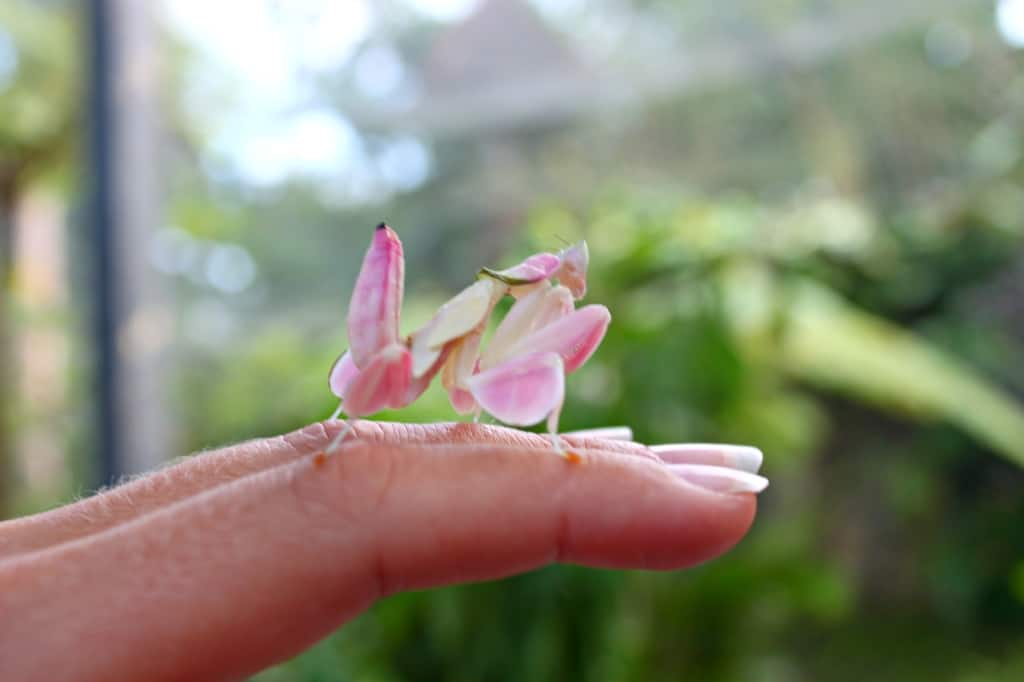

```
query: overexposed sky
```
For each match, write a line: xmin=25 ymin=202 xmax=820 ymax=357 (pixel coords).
xmin=163 ymin=0 xmax=442 ymax=195
xmin=164 ymin=0 xmax=374 ymax=190
xmin=998 ymin=0 xmax=1024 ymax=48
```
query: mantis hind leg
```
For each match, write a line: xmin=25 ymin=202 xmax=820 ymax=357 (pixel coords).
xmin=324 ymin=420 xmax=356 ymax=455
xmin=548 ymin=431 xmax=566 ymax=455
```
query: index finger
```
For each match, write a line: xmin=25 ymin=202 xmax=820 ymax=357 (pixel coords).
xmin=1 ymin=429 xmax=761 ymax=682
xmin=0 ymin=421 xmax=657 ymax=558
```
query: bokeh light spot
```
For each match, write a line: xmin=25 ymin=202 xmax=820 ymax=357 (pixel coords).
xmin=997 ymin=0 xmax=1024 ymax=48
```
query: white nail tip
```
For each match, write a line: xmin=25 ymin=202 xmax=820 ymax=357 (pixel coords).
xmin=726 ymin=447 xmax=763 ymax=474
xmin=650 ymin=444 xmax=764 ymax=474
xmin=668 ymin=464 xmax=769 ymax=494
xmin=564 ymin=426 xmax=634 ymax=441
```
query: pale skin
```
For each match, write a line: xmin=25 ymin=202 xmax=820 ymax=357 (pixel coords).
xmin=0 ymin=421 xmax=759 ymax=681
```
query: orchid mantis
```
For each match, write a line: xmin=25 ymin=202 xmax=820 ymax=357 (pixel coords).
xmin=326 ymin=223 xmax=610 ymax=457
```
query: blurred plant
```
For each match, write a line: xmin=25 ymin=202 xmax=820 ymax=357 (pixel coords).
xmin=0 ymin=0 xmax=76 ymax=211
xmin=0 ymin=0 xmax=76 ymax=517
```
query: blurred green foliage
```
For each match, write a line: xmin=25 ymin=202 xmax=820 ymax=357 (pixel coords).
xmin=0 ymin=0 xmax=76 ymax=193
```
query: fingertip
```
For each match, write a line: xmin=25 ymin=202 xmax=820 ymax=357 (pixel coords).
xmin=553 ymin=451 xmax=761 ymax=571
xmin=682 ymin=491 xmax=758 ymax=567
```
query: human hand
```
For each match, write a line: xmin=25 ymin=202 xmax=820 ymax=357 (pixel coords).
xmin=0 ymin=422 xmax=766 ymax=681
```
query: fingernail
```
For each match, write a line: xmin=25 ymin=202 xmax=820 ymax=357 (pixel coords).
xmin=668 ymin=464 xmax=769 ymax=494
xmin=651 ymin=444 xmax=763 ymax=473
xmin=564 ymin=426 xmax=634 ymax=442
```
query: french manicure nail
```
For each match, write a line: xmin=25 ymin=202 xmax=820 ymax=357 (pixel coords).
xmin=564 ymin=426 xmax=634 ymax=442
xmin=668 ymin=464 xmax=769 ymax=494
xmin=651 ymin=444 xmax=763 ymax=473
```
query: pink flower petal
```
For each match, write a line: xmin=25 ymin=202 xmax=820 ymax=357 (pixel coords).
xmin=340 ymin=343 xmax=412 ymax=416
xmin=554 ymin=241 xmax=588 ymax=299
xmin=328 ymin=350 xmax=360 ymax=398
xmin=480 ymin=252 xmax=561 ymax=285
xmin=347 ymin=224 xmax=404 ymax=369
xmin=467 ymin=351 xmax=564 ymax=426
xmin=481 ymin=284 xmax=573 ymax=369
xmin=484 ymin=304 xmax=610 ymax=375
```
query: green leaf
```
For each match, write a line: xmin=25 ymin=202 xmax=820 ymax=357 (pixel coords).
xmin=779 ymin=281 xmax=1024 ymax=467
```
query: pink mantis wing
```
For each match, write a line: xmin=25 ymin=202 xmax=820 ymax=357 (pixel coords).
xmin=409 ymin=277 xmax=505 ymax=378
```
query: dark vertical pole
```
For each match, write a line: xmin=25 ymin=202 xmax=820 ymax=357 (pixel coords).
xmin=86 ymin=0 xmax=121 ymax=487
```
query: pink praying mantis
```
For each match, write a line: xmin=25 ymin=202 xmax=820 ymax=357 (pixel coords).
xmin=325 ymin=223 xmax=611 ymax=458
